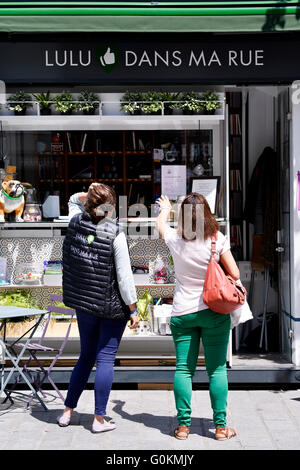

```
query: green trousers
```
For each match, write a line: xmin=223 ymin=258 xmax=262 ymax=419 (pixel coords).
xmin=170 ymin=309 xmax=231 ymax=428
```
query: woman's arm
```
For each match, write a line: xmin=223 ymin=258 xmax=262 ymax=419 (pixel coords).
xmin=220 ymin=250 xmax=240 ymax=281
xmin=67 ymin=183 xmax=102 ymax=218
xmin=155 ymin=195 xmax=172 ymax=239
xmin=68 ymin=192 xmax=86 ymax=219
xmin=113 ymin=232 xmax=139 ymax=329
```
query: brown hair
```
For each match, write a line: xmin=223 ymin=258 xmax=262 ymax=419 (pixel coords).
xmin=84 ymin=183 xmax=117 ymax=223
xmin=177 ymin=193 xmax=219 ymax=241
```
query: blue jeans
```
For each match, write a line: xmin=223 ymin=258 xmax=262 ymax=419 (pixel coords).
xmin=65 ymin=311 xmax=127 ymax=415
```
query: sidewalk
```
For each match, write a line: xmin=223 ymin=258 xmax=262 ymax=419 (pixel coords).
xmin=1 ymin=388 xmax=300 ymax=450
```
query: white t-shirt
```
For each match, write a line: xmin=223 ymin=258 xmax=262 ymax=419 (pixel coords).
xmin=164 ymin=227 xmax=231 ymax=316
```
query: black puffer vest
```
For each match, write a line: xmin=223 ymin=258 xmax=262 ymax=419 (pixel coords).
xmin=62 ymin=211 xmax=130 ymax=321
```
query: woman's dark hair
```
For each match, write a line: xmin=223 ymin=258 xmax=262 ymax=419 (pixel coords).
xmin=84 ymin=183 xmax=117 ymax=223
xmin=177 ymin=193 xmax=219 ymax=241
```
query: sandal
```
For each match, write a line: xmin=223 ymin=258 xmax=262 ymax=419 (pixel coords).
xmin=215 ymin=426 xmax=237 ymax=441
xmin=174 ymin=425 xmax=190 ymax=440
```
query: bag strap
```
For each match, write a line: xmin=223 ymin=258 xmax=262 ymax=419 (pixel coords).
xmin=211 ymin=234 xmax=217 ymax=258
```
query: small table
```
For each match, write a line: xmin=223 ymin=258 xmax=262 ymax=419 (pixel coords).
xmin=0 ymin=306 xmax=49 ymax=411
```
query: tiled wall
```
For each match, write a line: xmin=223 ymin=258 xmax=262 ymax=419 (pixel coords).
xmin=0 ymin=236 xmax=175 ymax=308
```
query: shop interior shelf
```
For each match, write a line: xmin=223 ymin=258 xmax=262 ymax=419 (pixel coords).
xmin=97 ymin=151 xmax=123 ymax=156
xmin=0 ymin=221 xmax=69 ymax=228
xmin=1 ymin=114 xmax=225 ymax=131
xmin=0 ymin=284 xmax=63 ymax=289
xmin=127 ymin=178 xmax=152 ymax=182
xmin=68 ymin=151 xmax=94 ymax=155
xmin=0 ymin=283 xmax=175 ymax=290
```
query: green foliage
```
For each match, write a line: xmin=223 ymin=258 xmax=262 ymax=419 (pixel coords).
xmin=140 ymin=91 xmax=163 ymax=115
xmin=120 ymin=90 xmax=143 ymax=114
xmin=158 ymin=91 xmax=181 ymax=112
xmin=32 ymin=91 xmax=52 ymax=110
xmin=77 ymin=91 xmax=100 ymax=113
xmin=199 ymin=91 xmax=222 ymax=113
xmin=179 ymin=91 xmax=202 ymax=113
xmin=6 ymin=90 xmax=33 ymax=113
xmin=54 ymin=90 xmax=77 ymax=114
xmin=0 ymin=289 xmax=41 ymax=322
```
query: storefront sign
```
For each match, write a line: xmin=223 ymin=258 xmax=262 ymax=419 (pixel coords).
xmin=1 ymin=34 xmax=300 ymax=83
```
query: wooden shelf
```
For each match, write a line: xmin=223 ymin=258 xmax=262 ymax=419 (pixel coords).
xmin=38 ymin=152 xmax=64 ymax=156
xmin=68 ymin=152 xmax=94 ymax=156
xmin=40 ymin=179 xmax=65 ymax=183
xmin=97 ymin=151 xmax=123 ymax=156
xmin=127 ymin=178 xmax=152 ymax=183
xmin=126 ymin=151 xmax=152 ymax=155
xmin=97 ymin=178 xmax=123 ymax=183
xmin=69 ymin=178 xmax=94 ymax=183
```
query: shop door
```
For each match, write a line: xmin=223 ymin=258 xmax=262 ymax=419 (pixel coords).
xmin=276 ymin=88 xmax=292 ymax=361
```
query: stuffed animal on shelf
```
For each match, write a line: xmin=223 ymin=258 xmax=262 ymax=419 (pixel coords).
xmin=0 ymin=180 xmax=25 ymax=222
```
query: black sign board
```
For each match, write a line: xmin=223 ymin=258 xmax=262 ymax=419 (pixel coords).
xmin=0 ymin=33 xmax=300 ymax=84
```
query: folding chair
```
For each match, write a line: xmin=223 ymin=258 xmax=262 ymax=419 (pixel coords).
xmin=6 ymin=294 xmax=76 ymax=409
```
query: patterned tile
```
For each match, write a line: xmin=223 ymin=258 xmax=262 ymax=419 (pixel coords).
xmin=0 ymin=236 xmax=175 ymax=308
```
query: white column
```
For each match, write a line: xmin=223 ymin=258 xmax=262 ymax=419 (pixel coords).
xmin=290 ymin=83 xmax=300 ymax=366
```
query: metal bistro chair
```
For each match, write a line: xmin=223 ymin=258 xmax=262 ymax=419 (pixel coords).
xmin=6 ymin=294 xmax=76 ymax=409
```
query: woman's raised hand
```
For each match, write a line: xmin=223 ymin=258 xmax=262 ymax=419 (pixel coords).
xmin=157 ymin=195 xmax=172 ymax=210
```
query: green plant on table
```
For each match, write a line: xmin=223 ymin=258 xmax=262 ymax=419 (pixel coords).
xmin=54 ymin=90 xmax=77 ymax=114
xmin=0 ymin=289 xmax=41 ymax=322
xmin=199 ymin=91 xmax=222 ymax=114
xmin=6 ymin=90 xmax=33 ymax=114
xmin=77 ymin=90 xmax=100 ymax=114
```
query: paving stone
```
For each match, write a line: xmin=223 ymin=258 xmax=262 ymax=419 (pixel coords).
xmin=1 ymin=389 xmax=300 ymax=450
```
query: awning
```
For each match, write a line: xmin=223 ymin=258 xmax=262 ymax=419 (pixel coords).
xmin=0 ymin=1 xmax=300 ymax=33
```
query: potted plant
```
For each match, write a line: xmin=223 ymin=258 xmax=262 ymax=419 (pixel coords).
xmin=140 ymin=91 xmax=163 ymax=115
xmin=120 ymin=90 xmax=143 ymax=115
xmin=77 ymin=91 xmax=100 ymax=115
xmin=179 ymin=91 xmax=203 ymax=115
xmin=135 ymin=290 xmax=153 ymax=335
xmin=159 ymin=91 xmax=181 ymax=115
xmin=54 ymin=90 xmax=77 ymax=115
xmin=33 ymin=91 xmax=53 ymax=115
xmin=199 ymin=91 xmax=222 ymax=115
xmin=6 ymin=90 xmax=33 ymax=115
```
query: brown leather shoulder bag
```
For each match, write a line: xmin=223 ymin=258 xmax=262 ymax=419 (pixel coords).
xmin=203 ymin=234 xmax=247 ymax=314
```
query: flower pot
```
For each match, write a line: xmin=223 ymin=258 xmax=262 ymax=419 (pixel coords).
xmin=182 ymin=109 xmax=195 ymax=115
xmin=40 ymin=107 xmax=51 ymax=116
xmin=60 ymin=110 xmax=73 ymax=115
xmin=14 ymin=108 xmax=26 ymax=116
xmin=135 ymin=320 xmax=151 ymax=336
xmin=163 ymin=106 xmax=173 ymax=115
xmin=204 ymin=109 xmax=216 ymax=115
xmin=149 ymin=110 xmax=162 ymax=116
xmin=83 ymin=109 xmax=96 ymax=115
